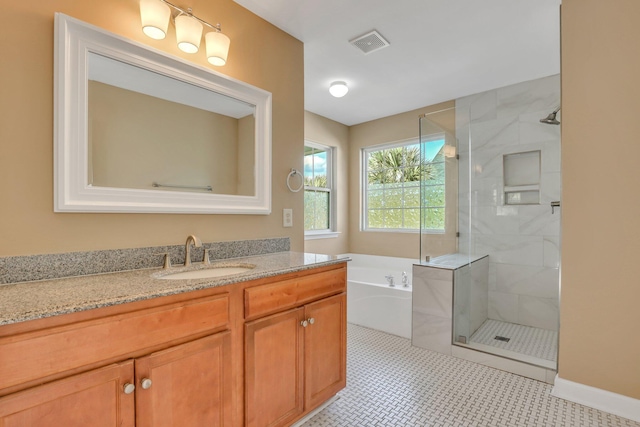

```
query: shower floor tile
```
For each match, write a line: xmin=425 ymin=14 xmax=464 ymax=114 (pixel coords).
xmin=469 ymin=319 xmax=558 ymax=362
xmin=301 ymin=324 xmax=639 ymax=427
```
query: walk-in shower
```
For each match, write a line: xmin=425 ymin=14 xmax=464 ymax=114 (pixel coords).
xmin=413 ymin=75 xmax=561 ymax=377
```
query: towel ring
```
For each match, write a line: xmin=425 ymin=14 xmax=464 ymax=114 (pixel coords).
xmin=286 ymin=169 xmax=304 ymax=192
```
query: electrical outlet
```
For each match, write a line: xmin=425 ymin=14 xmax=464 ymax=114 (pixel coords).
xmin=283 ymin=208 xmax=293 ymax=227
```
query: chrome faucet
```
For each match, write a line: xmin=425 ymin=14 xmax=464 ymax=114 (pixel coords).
xmin=184 ymin=235 xmax=202 ymax=267
xmin=385 ymin=275 xmax=395 ymax=287
xmin=402 ymin=271 xmax=410 ymax=287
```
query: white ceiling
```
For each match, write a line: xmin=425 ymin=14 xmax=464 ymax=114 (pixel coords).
xmin=232 ymin=0 xmax=561 ymax=126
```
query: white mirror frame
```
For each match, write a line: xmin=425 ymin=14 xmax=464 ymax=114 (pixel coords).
xmin=54 ymin=13 xmax=272 ymax=214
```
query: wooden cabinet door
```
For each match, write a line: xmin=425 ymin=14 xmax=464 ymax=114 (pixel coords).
xmin=304 ymin=293 xmax=347 ymax=411
xmin=245 ymin=307 xmax=305 ymax=427
xmin=0 ymin=361 xmax=135 ymax=427
xmin=135 ymin=332 xmax=232 ymax=427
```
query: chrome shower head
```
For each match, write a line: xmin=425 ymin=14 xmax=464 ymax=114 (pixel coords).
xmin=540 ymin=107 xmax=561 ymax=125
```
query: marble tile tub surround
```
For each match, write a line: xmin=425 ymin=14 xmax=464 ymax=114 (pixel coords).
xmin=0 ymin=237 xmax=289 ymax=285
xmin=456 ymin=74 xmax=561 ymax=332
xmin=0 ymin=251 xmax=348 ymax=326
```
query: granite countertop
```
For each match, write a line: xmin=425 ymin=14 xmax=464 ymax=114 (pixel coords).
xmin=0 ymin=252 xmax=349 ymax=326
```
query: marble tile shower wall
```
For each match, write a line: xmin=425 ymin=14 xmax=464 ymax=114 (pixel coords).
xmin=455 ymin=75 xmax=560 ymax=331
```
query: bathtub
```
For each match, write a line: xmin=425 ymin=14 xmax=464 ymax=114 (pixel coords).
xmin=340 ymin=253 xmax=417 ymax=339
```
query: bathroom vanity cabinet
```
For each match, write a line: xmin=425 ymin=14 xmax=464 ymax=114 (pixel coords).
xmin=0 ymin=333 xmax=232 ymax=426
xmin=0 ymin=294 xmax=233 ymax=425
xmin=244 ymin=268 xmax=347 ymax=427
xmin=0 ymin=262 xmax=347 ymax=426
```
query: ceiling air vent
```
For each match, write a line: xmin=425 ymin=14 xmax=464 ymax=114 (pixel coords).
xmin=349 ymin=30 xmax=390 ymax=55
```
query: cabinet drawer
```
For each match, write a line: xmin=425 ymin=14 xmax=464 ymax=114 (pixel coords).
xmin=244 ymin=267 xmax=346 ymax=320
xmin=0 ymin=294 xmax=229 ymax=393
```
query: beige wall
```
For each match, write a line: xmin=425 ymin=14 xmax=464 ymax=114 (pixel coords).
xmin=560 ymin=0 xmax=640 ymax=399
xmin=348 ymin=101 xmax=457 ymax=259
xmin=0 ymin=0 xmax=303 ymax=256
xmin=303 ymin=111 xmax=350 ymax=255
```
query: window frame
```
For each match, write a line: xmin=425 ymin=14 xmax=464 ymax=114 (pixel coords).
xmin=361 ymin=136 xmax=446 ymax=234
xmin=304 ymin=140 xmax=338 ymax=239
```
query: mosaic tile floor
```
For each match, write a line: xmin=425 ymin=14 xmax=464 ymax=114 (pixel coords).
xmin=302 ymin=324 xmax=639 ymax=427
xmin=469 ymin=319 xmax=558 ymax=362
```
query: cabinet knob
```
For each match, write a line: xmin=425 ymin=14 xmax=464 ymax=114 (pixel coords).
xmin=300 ymin=320 xmax=308 ymax=328
xmin=141 ymin=378 xmax=153 ymax=390
xmin=123 ymin=383 xmax=136 ymax=394
xmin=308 ymin=317 xmax=315 ymax=325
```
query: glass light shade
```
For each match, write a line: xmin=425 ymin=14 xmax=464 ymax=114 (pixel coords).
xmin=175 ymin=14 xmax=203 ymax=53
xmin=140 ymin=0 xmax=171 ymax=40
xmin=329 ymin=81 xmax=349 ymax=98
xmin=206 ymin=31 xmax=231 ymax=66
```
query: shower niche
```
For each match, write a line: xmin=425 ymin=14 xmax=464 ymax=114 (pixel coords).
xmin=503 ymin=150 xmax=541 ymax=205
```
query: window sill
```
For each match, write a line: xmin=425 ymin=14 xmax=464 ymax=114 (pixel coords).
xmin=304 ymin=231 xmax=341 ymax=240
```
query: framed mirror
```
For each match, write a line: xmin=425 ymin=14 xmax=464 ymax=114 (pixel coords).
xmin=54 ymin=13 xmax=272 ymax=214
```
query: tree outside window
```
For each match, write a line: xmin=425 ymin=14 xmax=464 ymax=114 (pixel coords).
xmin=363 ymin=137 xmax=445 ymax=232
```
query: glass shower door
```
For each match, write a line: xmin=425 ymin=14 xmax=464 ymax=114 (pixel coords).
xmin=418 ymin=110 xmax=458 ymax=263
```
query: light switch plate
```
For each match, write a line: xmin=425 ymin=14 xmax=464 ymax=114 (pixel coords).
xmin=283 ymin=208 xmax=293 ymax=227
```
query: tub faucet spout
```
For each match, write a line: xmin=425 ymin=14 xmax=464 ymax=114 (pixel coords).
xmin=385 ymin=275 xmax=395 ymax=287
xmin=184 ymin=234 xmax=202 ymax=267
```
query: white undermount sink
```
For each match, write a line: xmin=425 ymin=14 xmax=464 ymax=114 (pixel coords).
xmin=158 ymin=265 xmax=255 ymax=280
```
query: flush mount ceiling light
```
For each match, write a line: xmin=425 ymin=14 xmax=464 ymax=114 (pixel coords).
xmin=139 ymin=0 xmax=230 ymax=65
xmin=329 ymin=81 xmax=349 ymax=98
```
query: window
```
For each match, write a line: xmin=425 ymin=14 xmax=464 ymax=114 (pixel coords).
xmin=304 ymin=142 xmax=335 ymax=236
xmin=362 ymin=137 xmax=446 ymax=232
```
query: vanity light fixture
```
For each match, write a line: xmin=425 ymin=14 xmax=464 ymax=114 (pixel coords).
xmin=205 ymin=31 xmax=230 ymax=66
xmin=139 ymin=0 xmax=230 ymax=65
xmin=175 ymin=12 xmax=202 ymax=53
xmin=140 ymin=0 xmax=170 ymax=39
xmin=329 ymin=81 xmax=349 ymax=98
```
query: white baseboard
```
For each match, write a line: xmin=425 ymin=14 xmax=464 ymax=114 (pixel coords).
xmin=552 ymin=375 xmax=640 ymax=422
